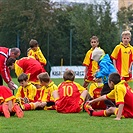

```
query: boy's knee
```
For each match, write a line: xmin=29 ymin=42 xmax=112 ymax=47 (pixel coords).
xmin=107 ymin=107 xmax=115 ymax=114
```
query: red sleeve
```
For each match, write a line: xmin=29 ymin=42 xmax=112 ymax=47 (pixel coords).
xmin=0 ymin=56 xmax=11 ymax=83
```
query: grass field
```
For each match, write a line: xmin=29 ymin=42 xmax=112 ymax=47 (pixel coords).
xmin=1 ymin=78 xmax=133 ymax=133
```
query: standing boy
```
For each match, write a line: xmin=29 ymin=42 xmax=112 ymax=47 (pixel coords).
xmin=28 ymin=39 xmax=47 ymax=72
xmin=85 ymin=73 xmax=133 ymax=120
xmin=111 ymin=31 xmax=133 ymax=81
xmin=83 ymin=36 xmax=104 ymax=88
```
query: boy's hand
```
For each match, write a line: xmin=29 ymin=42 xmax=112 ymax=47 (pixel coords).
xmin=128 ymin=69 xmax=132 ymax=74
xmin=93 ymin=78 xmax=102 ymax=83
xmin=24 ymin=97 xmax=29 ymax=103
xmin=8 ymin=81 xmax=16 ymax=90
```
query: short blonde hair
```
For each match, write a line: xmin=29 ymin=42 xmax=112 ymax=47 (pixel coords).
xmin=121 ymin=31 xmax=131 ymax=37
xmin=90 ymin=36 xmax=99 ymax=42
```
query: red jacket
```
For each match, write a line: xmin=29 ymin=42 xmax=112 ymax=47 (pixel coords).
xmin=0 ymin=47 xmax=11 ymax=83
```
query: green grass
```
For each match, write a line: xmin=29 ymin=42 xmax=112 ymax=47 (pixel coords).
xmin=1 ymin=78 xmax=133 ymax=133
xmin=1 ymin=110 xmax=133 ymax=133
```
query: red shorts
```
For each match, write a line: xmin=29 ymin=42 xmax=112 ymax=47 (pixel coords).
xmin=55 ymin=98 xmax=81 ymax=113
xmin=115 ymin=108 xmax=133 ymax=118
xmin=0 ymin=86 xmax=15 ymax=104
xmin=92 ymin=101 xmax=106 ymax=110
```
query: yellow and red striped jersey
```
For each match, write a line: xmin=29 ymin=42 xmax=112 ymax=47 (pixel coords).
xmin=111 ymin=42 xmax=133 ymax=77
xmin=16 ymin=83 xmax=37 ymax=102
xmin=28 ymin=47 xmax=47 ymax=66
xmin=107 ymin=80 xmax=133 ymax=118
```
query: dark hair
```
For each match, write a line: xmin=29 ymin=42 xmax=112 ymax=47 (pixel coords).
xmin=6 ymin=57 xmax=16 ymax=66
xmin=37 ymin=72 xmax=50 ymax=83
xmin=63 ymin=70 xmax=75 ymax=81
xmin=18 ymin=73 xmax=28 ymax=82
xmin=108 ymin=73 xmax=121 ymax=85
xmin=29 ymin=39 xmax=38 ymax=48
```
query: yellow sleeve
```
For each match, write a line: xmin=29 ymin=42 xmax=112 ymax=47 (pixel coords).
xmin=27 ymin=84 xmax=37 ymax=101
xmin=27 ymin=49 xmax=33 ymax=57
xmin=15 ymin=87 xmax=23 ymax=99
xmin=74 ymin=82 xmax=86 ymax=93
xmin=115 ymin=86 xmax=126 ymax=104
xmin=106 ymin=89 xmax=115 ymax=100
xmin=111 ymin=44 xmax=120 ymax=59
xmin=36 ymin=47 xmax=47 ymax=65
xmin=89 ymin=83 xmax=96 ymax=98
xmin=83 ymin=50 xmax=91 ymax=66
xmin=15 ymin=62 xmax=24 ymax=77
xmin=131 ymin=47 xmax=133 ymax=61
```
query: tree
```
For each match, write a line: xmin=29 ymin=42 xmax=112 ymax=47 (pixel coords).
xmin=0 ymin=0 xmax=55 ymax=56
xmin=0 ymin=0 xmax=119 ymax=67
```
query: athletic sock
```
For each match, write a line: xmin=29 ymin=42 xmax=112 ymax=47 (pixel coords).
xmin=92 ymin=110 xmax=106 ymax=117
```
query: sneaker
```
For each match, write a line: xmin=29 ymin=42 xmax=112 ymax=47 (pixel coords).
xmin=2 ymin=103 xmax=10 ymax=118
xmin=13 ymin=103 xmax=24 ymax=118
xmin=84 ymin=102 xmax=94 ymax=116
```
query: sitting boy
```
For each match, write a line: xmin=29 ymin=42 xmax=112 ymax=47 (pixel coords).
xmin=0 ymin=85 xmax=24 ymax=118
xmin=52 ymin=70 xmax=88 ymax=113
xmin=87 ymin=78 xmax=106 ymax=110
xmin=35 ymin=72 xmax=58 ymax=110
xmin=16 ymin=73 xmax=39 ymax=111
xmin=84 ymin=73 xmax=133 ymax=120
xmin=28 ymin=39 xmax=47 ymax=72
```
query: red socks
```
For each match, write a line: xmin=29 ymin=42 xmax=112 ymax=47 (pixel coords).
xmin=92 ymin=110 xmax=106 ymax=117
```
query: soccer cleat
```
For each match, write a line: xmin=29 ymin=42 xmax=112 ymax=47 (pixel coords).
xmin=2 ymin=103 xmax=10 ymax=118
xmin=84 ymin=102 xmax=94 ymax=116
xmin=13 ymin=103 xmax=24 ymax=118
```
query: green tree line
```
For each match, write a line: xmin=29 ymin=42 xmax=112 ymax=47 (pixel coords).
xmin=0 ymin=0 xmax=129 ymax=71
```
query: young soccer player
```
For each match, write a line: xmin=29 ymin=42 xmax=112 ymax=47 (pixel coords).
xmin=0 ymin=86 xmax=24 ymax=118
xmin=82 ymin=36 xmax=104 ymax=88
xmin=35 ymin=72 xmax=58 ymax=110
xmin=16 ymin=72 xmax=57 ymax=111
xmin=87 ymin=78 xmax=106 ymax=110
xmin=16 ymin=73 xmax=40 ymax=111
xmin=28 ymin=39 xmax=47 ymax=72
xmin=87 ymin=47 xmax=117 ymax=109
xmin=111 ymin=30 xmax=133 ymax=81
xmin=85 ymin=73 xmax=133 ymax=120
xmin=53 ymin=70 xmax=88 ymax=113
xmin=6 ymin=57 xmax=44 ymax=89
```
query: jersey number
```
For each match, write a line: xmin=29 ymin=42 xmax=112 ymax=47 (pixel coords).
xmin=63 ymin=86 xmax=73 ymax=96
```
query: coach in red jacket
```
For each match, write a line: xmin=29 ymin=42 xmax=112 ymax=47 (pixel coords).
xmin=0 ymin=47 xmax=20 ymax=90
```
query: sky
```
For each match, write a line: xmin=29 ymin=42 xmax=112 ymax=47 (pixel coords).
xmin=51 ymin=0 xmax=118 ymax=21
